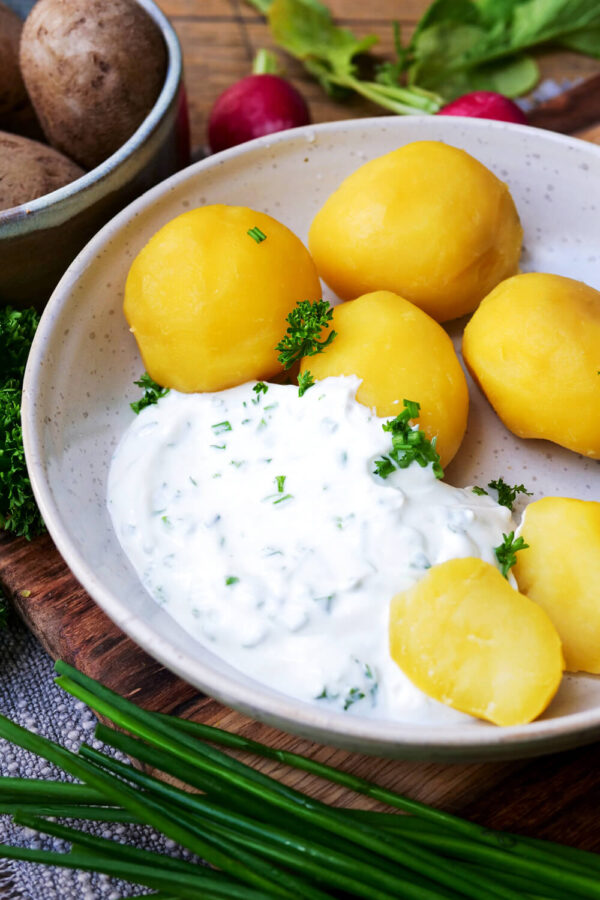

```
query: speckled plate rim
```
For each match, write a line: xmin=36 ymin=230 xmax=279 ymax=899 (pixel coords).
xmin=0 ymin=0 xmax=182 ymax=232
xmin=22 ymin=116 xmax=600 ymax=762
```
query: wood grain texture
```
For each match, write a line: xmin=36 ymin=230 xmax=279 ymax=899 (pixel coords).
xmin=1 ymin=0 xmax=600 ymax=851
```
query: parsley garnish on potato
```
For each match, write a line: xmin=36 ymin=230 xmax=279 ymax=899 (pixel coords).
xmin=276 ymin=299 xmax=336 ymax=370
xmin=495 ymin=531 xmax=529 ymax=578
xmin=297 ymin=370 xmax=315 ymax=397
xmin=130 ymin=373 xmax=169 ymax=414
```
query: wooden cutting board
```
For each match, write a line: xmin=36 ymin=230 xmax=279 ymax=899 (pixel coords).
xmin=2 ymin=0 xmax=600 ymax=845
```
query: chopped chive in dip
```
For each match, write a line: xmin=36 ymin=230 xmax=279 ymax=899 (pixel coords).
xmin=212 ymin=421 xmax=232 ymax=435
xmin=247 ymin=226 xmax=267 ymax=243
xmin=343 ymin=686 xmax=366 ymax=710
xmin=275 ymin=475 xmax=286 ymax=493
xmin=225 ymin=576 xmax=239 ymax=586
xmin=253 ymin=382 xmax=268 ymax=396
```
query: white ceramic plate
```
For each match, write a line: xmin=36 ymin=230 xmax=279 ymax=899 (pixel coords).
xmin=22 ymin=116 xmax=600 ymax=761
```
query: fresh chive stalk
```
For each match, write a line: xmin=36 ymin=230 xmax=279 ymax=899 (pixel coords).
xmin=80 ymin=738 xmax=438 ymax=900
xmin=1 ymin=660 xmax=600 ymax=900
xmin=13 ymin=810 xmax=209 ymax=879
xmin=0 ymin=844 xmax=265 ymax=899
xmin=53 ymin=669 xmax=511 ymax=900
xmin=0 ymin=803 xmax=137 ymax=822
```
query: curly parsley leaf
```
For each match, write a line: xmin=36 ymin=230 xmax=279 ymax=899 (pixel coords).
xmin=0 ymin=381 xmax=44 ymax=540
xmin=472 ymin=477 xmax=532 ymax=511
xmin=494 ymin=531 xmax=529 ymax=578
xmin=0 ymin=306 xmax=45 ymax=542
xmin=297 ymin=370 xmax=315 ymax=397
xmin=374 ymin=400 xmax=444 ymax=480
xmin=130 ymin=374 xmax=170 ymax=415
xmin=0 ymin=307 xmax=40 ymax=382
xmin=488 ymin=477 xmax=532 ymax=510
xmin=276 ymin=299 xmax=336 ymax=370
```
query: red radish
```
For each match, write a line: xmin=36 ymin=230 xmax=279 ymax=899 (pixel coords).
xmin=437 ymin=91 xmax=528 ymax=125
xmin=208 ymin=63 xmax=311 ymax=153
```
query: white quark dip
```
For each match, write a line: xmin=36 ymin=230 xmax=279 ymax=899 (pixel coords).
xmin=108 ymin=376 xmax=514 ymax=724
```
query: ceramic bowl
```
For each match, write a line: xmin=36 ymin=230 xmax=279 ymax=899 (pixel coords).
xmin=0 ymin=0 xmax=188 ymax=310
xmin=22 ymin=116 xmax=600 ymax=761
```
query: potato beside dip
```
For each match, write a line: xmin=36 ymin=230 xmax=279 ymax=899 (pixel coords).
xmin=309 ymin=141 xmax=523 ymax=323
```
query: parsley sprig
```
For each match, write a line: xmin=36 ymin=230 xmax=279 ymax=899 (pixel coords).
xmin=472 ymin=477 xmax=532 ymax=511
xmin=494 ymin=531 xmax=529 ymax=578
xmin=0 ymin=306 xmax=45 ymax=541
xmin=130 ymin=374 xmax=169 ymax=414
xmin=374 ymin=400 xmax=443 ymax=480
xmin=276 ymin=300 xmax=336 ymax=371
xmin=297 ymin=370 xmax=315 ymax=397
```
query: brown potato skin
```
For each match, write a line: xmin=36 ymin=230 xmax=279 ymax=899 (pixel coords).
xmin=20 ymin=0 xmax=167 ymax=169
xmin=0 ymin=130 xmax=84 ymax=211
xmin=0 ymin=1 xmax=27 ymax=116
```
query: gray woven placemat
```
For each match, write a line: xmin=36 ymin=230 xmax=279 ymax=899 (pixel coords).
xmin=0 ymin=614 xmax=192 ymax=900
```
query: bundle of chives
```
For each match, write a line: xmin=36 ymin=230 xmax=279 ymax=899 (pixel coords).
xmin=0 ymin=660 xmax=597 ymax=899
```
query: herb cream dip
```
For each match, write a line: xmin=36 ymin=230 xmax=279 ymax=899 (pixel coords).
xmin=108 ymin=376 xmax=514 ymax=724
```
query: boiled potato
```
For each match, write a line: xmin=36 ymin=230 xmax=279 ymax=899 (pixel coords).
xmin=0 ymin=131 xmax=84 ymax=212
xmin=0 ymin=1 xmax=26 ymax=117
xmin=514 ymin=497 xmax=600 ymax=674
xmin=299 ymin=291 xmax=468 ymax=467
xmin=389 ymin=557 xmax=564 ymax=726
xmin=20 ymin=0 xmax=167 ymax=169
xmin=308 ymin=141 xmax=522 ymax=323
xmin=463 ymin=273 xmax=600 ymax=458
xmin=124 ymin=205 xmax=322 ymax=393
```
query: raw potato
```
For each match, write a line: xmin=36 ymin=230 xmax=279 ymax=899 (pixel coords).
xmin=389 ymin=557 xmax=564 ymax=726
xmin=514 ymin=497 xmax=600 ymax=674
xmin=0 ymin=130 xmax=84 ymax=211
xmin=299 ymin=291 xmax=468 ymax=467
xmin=20 ymin=0 xmax=167 ymax=169
xmin=124 ymin=205 xmax=322 ymax=393
xmin=308 ymin=141 xmax=523 ymax=323
xmin=0 ymin=1 xmax=27 ymax=116
xmin=463 ymin=273 xmax=600 ymax=458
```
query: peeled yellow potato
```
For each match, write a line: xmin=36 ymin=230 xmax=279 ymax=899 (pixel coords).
xmin=463 ymin=273 xmax=600 ymax=458
xmin=300 ymin=291 xmax=468 ymax=467
xmin=389 ymin=558 xmax=564 ymax=726
xmin=308 ymin=141 xmax=522 ymax=322
xmin=124 ymin=205 xmax=322 ymax=392
xmin=514 ymin=497 xmax=600 ymax=674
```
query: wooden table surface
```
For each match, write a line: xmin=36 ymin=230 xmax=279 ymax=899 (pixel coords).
xmin=3 ymin=0 xmax=600 ymax=867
